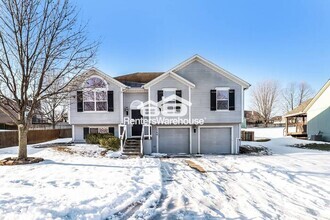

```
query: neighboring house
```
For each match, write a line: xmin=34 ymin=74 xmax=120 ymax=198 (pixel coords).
xmin=269 ymin=116 xmax=285 ymax=127
xmin=244 ymin=110 xmax=263 ymax=126
xmin=283 ymin=99 xmax=312 ymax=136
xmin=0 ymin=101 xmax=53 ymax=129
xmin=68 ymin=55 xmax=250 ymax=155
xmin=0 ymin=109 xmax=16 ymax=129
xmin=283 ymin=80 xmax=330 ymax=141
xmin=304 ymin=80 xmax=330 ymax=141
xmin=0 ymin=110 xmax=14 ymax=125
xmin=31 ymin=114 xmax=49 ymax=124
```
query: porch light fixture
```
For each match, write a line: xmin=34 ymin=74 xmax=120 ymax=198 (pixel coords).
xmin=193 ymin=124 xmax=197 ymax=133
xmin=125 ymin=107 xmax=129 ymax=115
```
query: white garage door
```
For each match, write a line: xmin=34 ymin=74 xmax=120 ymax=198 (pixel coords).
xmin=200 ymin=127 xmax=231 ymax=154
xmin=158 ymin=128 xmax=190 ymax=154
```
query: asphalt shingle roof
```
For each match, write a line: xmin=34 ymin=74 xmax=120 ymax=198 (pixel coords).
xmin=115 ymin=72 xmax=164 ymax=87
xmin=284 ymin=98 xmax=313 ymax=117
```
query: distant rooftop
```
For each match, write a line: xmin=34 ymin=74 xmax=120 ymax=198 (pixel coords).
xmin=115 ymin=72 xmax=164 ymax=87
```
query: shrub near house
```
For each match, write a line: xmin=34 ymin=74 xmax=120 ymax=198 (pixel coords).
xmin=86 ymin=133 xmax=120 ymax=151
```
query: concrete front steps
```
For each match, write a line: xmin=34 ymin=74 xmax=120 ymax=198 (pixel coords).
xmin=123 ymin=138 xmax=141 ymax=157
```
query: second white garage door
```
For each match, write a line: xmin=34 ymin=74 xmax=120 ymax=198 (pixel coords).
xmin=199 ymin=127 xmax=232 ymax=154
xmin=158 ymin=127 xmax=190 ymax=154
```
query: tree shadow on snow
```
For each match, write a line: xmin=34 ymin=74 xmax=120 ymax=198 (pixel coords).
xmin=41 ymin=159 xmax=159 ymax=169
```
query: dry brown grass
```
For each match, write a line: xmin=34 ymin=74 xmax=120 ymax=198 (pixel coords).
xmin=53 ymin=146 xmax=76 ymax=154
xmin=0 ymin=157 xmax=44 ymax=166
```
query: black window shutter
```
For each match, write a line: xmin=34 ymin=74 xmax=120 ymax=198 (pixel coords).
xmin=210 ymin=90 xmax=216 ymax=111
xmin=175 ymin=90 xmax=182 ymax=111
xmin=108 ymin=127 xmax=115 ymax=135
xmin=77 ymin=91 xmax=83 ymax=112
xmin=229 ymin=89 xmax=235 ymax=111
xmin=108 ymin=91 xmax=114 ymax=112
xmin=83 ymin=127 xmax=89 ymax=139
xmin=175 ymin=90 xmax=182 ymax=102
xmin=157 ymin=90 xmax=163 ymax=102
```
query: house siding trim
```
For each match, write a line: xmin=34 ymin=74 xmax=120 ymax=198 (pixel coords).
xmin=304 ymin=80 xmax=330 ymax=112
xmin=120 ymin=88 xmax=124 ymax=123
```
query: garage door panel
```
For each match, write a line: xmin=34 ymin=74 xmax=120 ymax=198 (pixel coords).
xmin=200 ymin=127 xmax=231 ymax=154
xmin=159 ymin=128 xmax=189 ymax=154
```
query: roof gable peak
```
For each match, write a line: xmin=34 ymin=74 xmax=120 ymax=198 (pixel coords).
xmin=170 ymin=54 xmax=250 ymax=89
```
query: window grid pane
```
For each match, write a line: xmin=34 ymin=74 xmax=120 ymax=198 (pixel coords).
xmin=217 ymin=100 xmax=229 ymax=110
xmin=98 ymin=127 xmax=108 ymax=134
xmin=84 ymin=102 xmax=95 ymax=111
xmin=84 ymin=91 xmax=95 ymax=101
xmin=217 ymin=90 xmax=229 ymax=100
xmin=90 ymin=128 xmax=98 ymax=134
xmin=96 ymin=91 xmax=107 ymax=101
xmin=96 ymin=102 xmax=107 ymax=111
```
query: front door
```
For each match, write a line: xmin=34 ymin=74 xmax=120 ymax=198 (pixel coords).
xmin=131 ymin=109 xmax=143 ymax=136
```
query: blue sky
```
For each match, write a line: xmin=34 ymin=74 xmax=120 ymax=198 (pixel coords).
xmin=75 ymin=0 xmax=330 ymax=109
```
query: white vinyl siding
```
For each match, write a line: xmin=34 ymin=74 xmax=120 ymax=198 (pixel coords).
xmin=175 ymin=61 xmax=242 ymax=123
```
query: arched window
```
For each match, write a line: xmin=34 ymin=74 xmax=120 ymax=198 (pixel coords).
xmin=83 ymin=77 xmax=107 ymax=111
xmin=85 ymin=77 xmax=106 ymax=88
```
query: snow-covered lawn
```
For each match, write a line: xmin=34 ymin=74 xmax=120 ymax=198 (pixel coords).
xmin=154 ymin=152 xmax=330 ymax=219
xmin=243 ymin=126 xmax=288 ymax=138
xmin=0 ymin=140 xmax=162 ymax=219
xmin=1 ymin=132 xmax=330 ymax=219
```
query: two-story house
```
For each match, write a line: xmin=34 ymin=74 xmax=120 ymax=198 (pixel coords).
xmin=69 ymin=55 xmax=250 ymax=155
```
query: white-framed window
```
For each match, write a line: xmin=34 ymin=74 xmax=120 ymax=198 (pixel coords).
xmin=216 ymin=88 xmax=229 ymax=110
xmin=98 ymin=127 xmax=109 ymax=134
xmin=85 ymin=77 xmax=106 ymax=88
xmin=162 ymin=88 xmax=176 ymax=111
xmin=89 ymin=128 xmax=99 ymax=134
xmin=83 ymin=77 xmax=107 ymax=112
xmin=89 ymin=127 xmax=109 ymax=134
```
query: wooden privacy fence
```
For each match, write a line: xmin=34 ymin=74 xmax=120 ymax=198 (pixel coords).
xmin=241 ymin=130 xmax=254 ymax=141
xmin=0 ymin=129 xmax=71 ymax=148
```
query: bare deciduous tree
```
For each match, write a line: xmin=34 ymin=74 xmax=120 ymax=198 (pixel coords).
xmin=39 ymin=72 xmax=68 ymax=129
xmin=282 ymin=82 xmax=314 ymax=112
xmin=297 ymin=82 xmax=313 ymax=105
xmin=282 ymin=82 xmax=296 ymax=112
xmin=41 ymin=92 xmax=67 ymax=129
xmin=0 ymin=0 xmax=98 ymax=160
xmin=41 ymin=99 xmax=67 ymax=129
xmin=251 ymin=80 xmax=280 ymax=127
